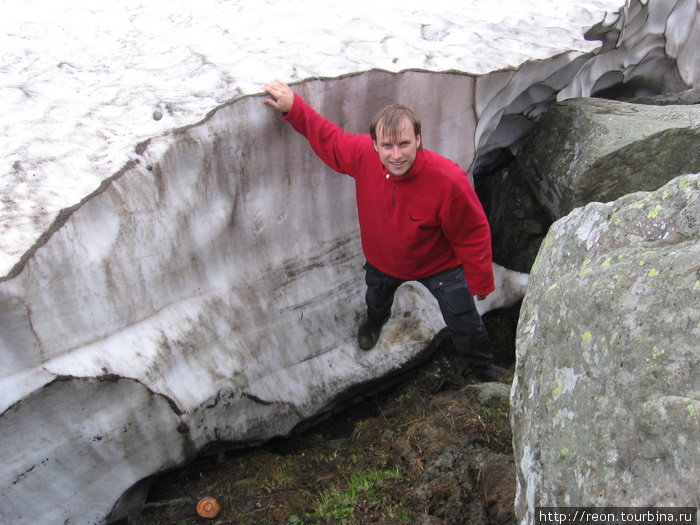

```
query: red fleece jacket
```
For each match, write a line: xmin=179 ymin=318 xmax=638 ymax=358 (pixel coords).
xmin=283 ymin=93 xmax=495 ymax=296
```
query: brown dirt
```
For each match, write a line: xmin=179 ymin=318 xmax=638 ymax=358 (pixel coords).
xmin=124 ymin=310 xmax=518 ymax=525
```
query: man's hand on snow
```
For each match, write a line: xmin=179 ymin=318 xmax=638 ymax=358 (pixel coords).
xmin=263 ymin=79 xmax=295 ymax=113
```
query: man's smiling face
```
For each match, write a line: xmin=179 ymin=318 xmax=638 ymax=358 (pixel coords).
xmin=372 ymin=117 xmax=421 ymax=177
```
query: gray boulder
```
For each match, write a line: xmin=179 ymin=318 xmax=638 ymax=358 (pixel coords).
xmin=518 ymin=97 xmax=700 ymax=220
xmin=630 ymin=87 xmax=700 ymax=106
xmin=512 ymin=174 xmax=700 ymax=524
xmin=482 ymin=91 xmax=700 ymax=275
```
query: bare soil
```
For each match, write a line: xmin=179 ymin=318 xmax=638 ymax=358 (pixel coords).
xmin=125 ymin=309 xmax=519 ymax=525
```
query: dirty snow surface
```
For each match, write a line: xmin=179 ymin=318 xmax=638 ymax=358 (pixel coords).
xmin=0 ymin=0 xmax=623 ymax=275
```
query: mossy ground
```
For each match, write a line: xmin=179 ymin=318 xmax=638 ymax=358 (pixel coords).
xmin=127 ymin=310 xmax=518 ymax=525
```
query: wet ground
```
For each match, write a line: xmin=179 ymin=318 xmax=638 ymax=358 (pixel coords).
xmin=125 ymin=308 xmax=519 ymax=525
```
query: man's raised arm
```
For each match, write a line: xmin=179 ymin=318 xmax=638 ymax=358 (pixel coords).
xmin=261 ymin=78 xmax=370 ymax=177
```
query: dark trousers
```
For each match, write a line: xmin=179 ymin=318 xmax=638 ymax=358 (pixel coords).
xmin=363 ymin=261 xmax=493 ymax=369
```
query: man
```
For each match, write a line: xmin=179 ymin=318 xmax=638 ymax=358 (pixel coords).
xmin=263 ymin=79 xmax=509 ymax=382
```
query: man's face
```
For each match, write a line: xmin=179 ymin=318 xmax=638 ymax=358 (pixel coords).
xmin=372 ymin=118 xmax=421 ymax=177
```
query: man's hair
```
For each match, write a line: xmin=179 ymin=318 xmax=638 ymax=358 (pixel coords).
xmin=370 ymin=104 xmax=423 ymax=149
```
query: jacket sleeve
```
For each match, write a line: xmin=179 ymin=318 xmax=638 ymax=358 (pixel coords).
xmin=441 ymin=177 xmax=495 ymax=296
xmin=282 ymin=93 xmax=369 ymax=176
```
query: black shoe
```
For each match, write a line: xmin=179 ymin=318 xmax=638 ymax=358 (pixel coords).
xmin=467 ymin=363 xmax=512 ymax=382
xmin=357 ymin=319 xmax=383 ymax=351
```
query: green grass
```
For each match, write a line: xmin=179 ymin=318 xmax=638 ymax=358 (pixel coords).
xmin=310 ymin=465 xmax=402 ymax=523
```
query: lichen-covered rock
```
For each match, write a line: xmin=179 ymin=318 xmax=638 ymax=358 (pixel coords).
xmin=484 ymin=94 xmax=700 ymax=273
xmin=512 ymin=174 xmax=700 ymax=524
xmin=518 ymin=97 xmax=700 ymax=220
xmin=631 ymin=87 xmax=700 ymax=106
